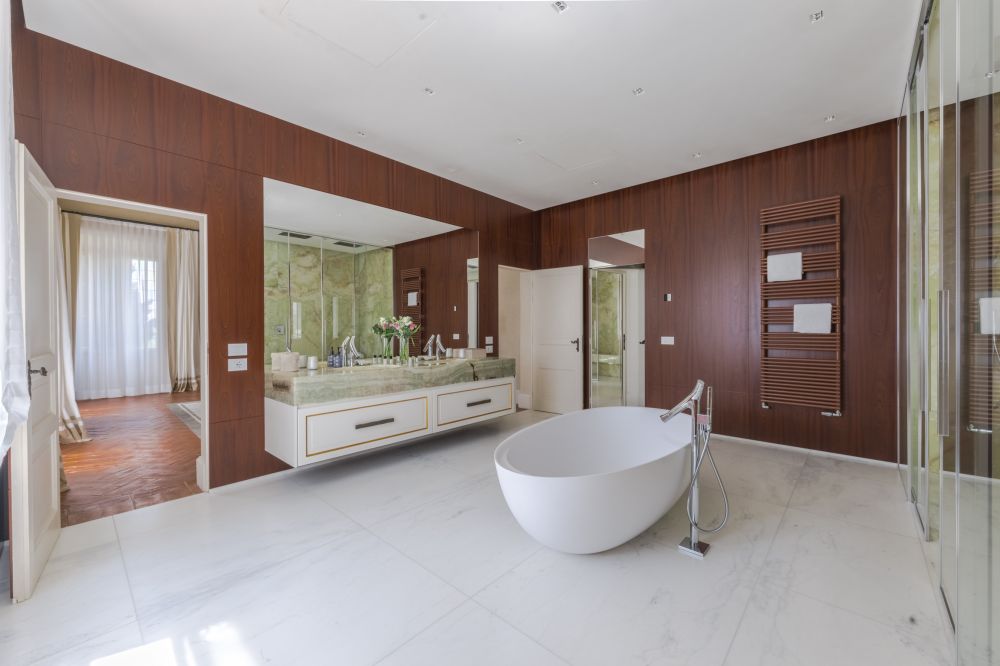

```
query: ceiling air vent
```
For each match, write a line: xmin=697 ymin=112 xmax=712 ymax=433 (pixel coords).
xmin=334 ymin=240 xmax=363 ymax=248
xmin=277 ymin=231 xmax=313 ymax=240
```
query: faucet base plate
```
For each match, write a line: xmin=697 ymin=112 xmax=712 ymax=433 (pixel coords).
xmin=678 ymin=537 xmax=710 ymax=560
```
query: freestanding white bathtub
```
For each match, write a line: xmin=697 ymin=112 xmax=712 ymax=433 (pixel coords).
xmin=494 ymin=407 xmax=692 ymax=554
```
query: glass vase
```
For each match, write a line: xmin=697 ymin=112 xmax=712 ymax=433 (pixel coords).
xmin=399 ymin=336 xmax=410 ymax=363
xmin=381 ymin=337 xmax=392 ymax=362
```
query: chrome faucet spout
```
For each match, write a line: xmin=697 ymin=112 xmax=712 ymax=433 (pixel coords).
xmin=659 ymin=380 xmax=705 ymax=423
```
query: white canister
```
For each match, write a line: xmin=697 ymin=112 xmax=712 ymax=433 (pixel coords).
xmin=307 ymin=355 xmax=318 ymax=370
xmin=298 ymin=354 xmax=308 ymax=369
xmin=281 ymin=352 xmax=300 ymax=372
xmin=270 ymin=352 xmax=281 ymax=369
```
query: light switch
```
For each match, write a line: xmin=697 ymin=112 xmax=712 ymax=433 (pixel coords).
xmin=660 ymin=336 xmax=675 ymax=345
xmin=228 ymin=343 xmax=248 ymax=357
xmin=228 ymin=358 xmax=248 ymax=372
xmin=485 ymin=336 xmax=494 ymax=344
xmin=486 ymin=344 xmax=494 ymax=353
xmin=452 ymin=333 xmax=460 ymax=340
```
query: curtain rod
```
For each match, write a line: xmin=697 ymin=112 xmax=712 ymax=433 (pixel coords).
xmin=62 ymin=209 xmax=200 ymax=231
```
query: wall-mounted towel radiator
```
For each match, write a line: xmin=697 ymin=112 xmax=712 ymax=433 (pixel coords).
xmin=759 ymin=195 xmax=842 ymax=415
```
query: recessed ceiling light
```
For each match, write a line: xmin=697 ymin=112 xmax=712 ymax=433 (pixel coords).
xmin=552 ymin=1 xmax=568 ymax=14
xmin=824 ymin=114 xmax=836 ymax=122
xmin=632 ymin=87 xmax=645 ymax=96
xmin=514 ymin=137 xmax=525 ymax=145
xmin=810 ymin=10 xmax=824 ymax=23
xmin=986 ymin=71 xmax=996 ymax=79
xmin=692 ymin=152 xmax=703 ymax=159
xmin=446 ymin=166 xmax=458 ymax=173
xmin=356 ymin=130 xmax=368 ymax=138
xmin=591 ymin=179 xmax=600 ymax=186
xmin=423 ymin=87 xmax=435 ymax=96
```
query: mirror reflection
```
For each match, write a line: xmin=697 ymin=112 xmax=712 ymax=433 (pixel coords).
xmin=262 ymin=178 xmax=482 ymax=370
xmin=588 ymin=230 xmax=645 ymax=407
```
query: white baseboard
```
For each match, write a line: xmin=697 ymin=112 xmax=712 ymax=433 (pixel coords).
xmin=712 ymin=433 xmax=897 ymax=469
xmin=195 ymin=455 xmax=208 ymax=492
xmin=517 ymin=392 xmax=532 ymax=410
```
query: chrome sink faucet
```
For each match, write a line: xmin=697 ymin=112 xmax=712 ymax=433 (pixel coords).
xmin=424 ymin=334 xmax=439 ymax=360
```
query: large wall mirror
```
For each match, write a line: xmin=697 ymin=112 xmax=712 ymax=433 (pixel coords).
xmin=263 ymin=179 xmax=479 ymax=366
xmin=588 ymin=230 xmax=645 ymax=407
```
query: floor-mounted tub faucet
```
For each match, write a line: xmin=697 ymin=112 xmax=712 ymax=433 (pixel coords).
xmin=660 ymin=379 xmax=727 ymax=559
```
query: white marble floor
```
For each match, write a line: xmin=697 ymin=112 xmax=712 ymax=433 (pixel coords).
xmin=0 ymin=411 xmax=955 ymax=665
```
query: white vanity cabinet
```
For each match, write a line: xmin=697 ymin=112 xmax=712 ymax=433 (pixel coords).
xmin=265 ymin=377 xmax=515 ymax=467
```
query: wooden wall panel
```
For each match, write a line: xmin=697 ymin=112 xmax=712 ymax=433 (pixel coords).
xmin=539 ymin=121 xmax=898 ymax=461
xmin=12 ymin=15 xmax=539 ymax=486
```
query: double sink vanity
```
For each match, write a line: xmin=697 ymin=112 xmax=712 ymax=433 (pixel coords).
xmin=264 ymin=357 xmax=516 ymax=467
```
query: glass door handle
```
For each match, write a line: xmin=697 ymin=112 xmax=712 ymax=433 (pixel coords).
xmin=939 ymin=289 xmax=950 ymax=437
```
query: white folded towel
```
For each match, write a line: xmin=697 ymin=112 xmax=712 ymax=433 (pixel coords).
xmin=767 ymin=252 xmax=802 ymax=282
xmin=793 ymin=303 xmax=832 ymax=334
xmin=980 ymin=297 xmax=1000 ymax=334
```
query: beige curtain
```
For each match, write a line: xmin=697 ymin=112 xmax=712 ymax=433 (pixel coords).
xmin=167 ymin=228 xmax=200 ymax=392
xmin=58 ymin=213 xmax=88 ymax=443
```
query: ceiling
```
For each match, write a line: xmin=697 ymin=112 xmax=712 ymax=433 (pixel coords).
xmin=24 ymin=1 xmax=921 ymax=211
xmin=264 ymin=178 xmax=460 ymax=248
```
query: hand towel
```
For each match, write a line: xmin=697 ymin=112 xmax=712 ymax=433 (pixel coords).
xmin=980 ymin=297 xmax=1000 ymax=334
xmin=793 ymin=303 xmax=832 ymax=334
xmin=767 ymin=252 xmax=802 ymax=282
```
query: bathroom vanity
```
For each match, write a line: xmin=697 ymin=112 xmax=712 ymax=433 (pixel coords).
xmin=264 ymin=358 xmax=516 ymax=467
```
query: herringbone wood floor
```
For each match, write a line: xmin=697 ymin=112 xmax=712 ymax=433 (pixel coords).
xmin=61 ymin=392 xmax=202 ymax=527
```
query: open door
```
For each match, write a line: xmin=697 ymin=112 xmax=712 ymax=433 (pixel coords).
xmin=10 ymin=144 xmax=61 ymax=601
xmin=531 ymin=266 xmax=583 ymax=414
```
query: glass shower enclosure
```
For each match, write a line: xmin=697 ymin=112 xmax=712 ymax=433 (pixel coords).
xmin=901 ymin=0 xmax=1000 ymax=661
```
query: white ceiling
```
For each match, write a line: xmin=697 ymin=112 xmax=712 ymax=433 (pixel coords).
xmin=264 ymin=178 xmax=459 ymax=248
xmin=609 ymin=230 xmax=644 ymax=249
xmin=24 ymin=1 xmax=921 ymax=211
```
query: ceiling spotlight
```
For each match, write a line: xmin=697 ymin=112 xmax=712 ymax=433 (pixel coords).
xmin=515 ymin=137 xmax=525 ymax=145
xmin=357 ymin=130 xmax=368 ymax=138
xmin=692 ymin=152 xmax=703 ymax=159
xmin=824 ymin=114 xmax=836 ymax=122
xmin=552 ymin=1 xmax=569 ymax=15
xmin=591 ymin=179 xmax=600 ymax=185
xmin=986 ymin=70 xmax=996 ymax=79
xmin=810 ymin=10 xmax=824 ymax=23
xmin=423 ymin=87 xmax=435 ymax=96
xmin=632 ymin=87 xmax=645 ymax=96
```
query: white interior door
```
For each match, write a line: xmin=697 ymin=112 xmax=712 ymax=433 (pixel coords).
xmin=10 ymin=144 xmax=61 ymax=602
xmin=531 ymin=266 xmax=583 ymax=414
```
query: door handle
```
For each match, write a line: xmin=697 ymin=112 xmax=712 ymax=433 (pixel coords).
xmin=570 ymin=338 xmax=580 ymax=352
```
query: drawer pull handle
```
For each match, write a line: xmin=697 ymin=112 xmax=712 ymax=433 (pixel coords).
xmin=355 ymin=417 xmax=395 ymax=430
xmin=467 ymin=398 xmax=492 ymax=407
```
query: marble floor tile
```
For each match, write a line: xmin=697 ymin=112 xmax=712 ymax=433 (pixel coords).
xmin=709 ymin=436 xmax=810 ymax=469
xmin=0 ymin=518 xmax=137 ymax=664
xmin=37 ymin=623 xmax=146 ymax=666
xmin=114 ymin=474 xmax=362 ymax=630
xmin=788 ymin=460 xmax=917 ymax=537
xmin=135 ymin=529 xmax=465 ymax=665
xmin=803 ymin=451 xmax=901 ymax=483
xmin=294 ymin=444 xmax=486 ymax=527
xmin=724 ymin=583 xmax=952 ymax=666
xmin=377 ymin=600 xmax=567 ymax=666
xmin=760 ymin=508 xmax=943 ymax=636
xmin=475 ymin=497 xmax=786 ymax=666
xmin=702 ymin=445 xmax=804 ymax=507
xmin=370 ymin=475 xmax=542 ymax=595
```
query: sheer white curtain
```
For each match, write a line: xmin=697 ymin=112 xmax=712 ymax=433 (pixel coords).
xmin=167 ymin=228 xmax=199 ymax=392
xmin=0 ymin=0 xmax=29 ymax=457
xmin=74 ymin=217 xmax=172 ymax=400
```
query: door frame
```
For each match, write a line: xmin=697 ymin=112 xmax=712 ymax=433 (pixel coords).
xmin=54 ymin=189 xmax=211 ymax=491
xmin=498 ymin=264 xmax=532 ymax=409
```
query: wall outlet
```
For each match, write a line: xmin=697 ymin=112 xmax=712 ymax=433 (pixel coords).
xmin=275 ymin=324 xmax=285 ymax=336
xmin=660 ymin=336 xmax=675 ymax=345
xmin=486 ymin=344 xmax=494 ymax=353
xmin=228 ymin=343 xmax=248 ymax=357
xmin=228 ymin=358 xmax=248 ymax=372
xmin=452 ymin=333 xmax=460 ymax=340
xmin=485 ymin=336 xmax=494 ymax=344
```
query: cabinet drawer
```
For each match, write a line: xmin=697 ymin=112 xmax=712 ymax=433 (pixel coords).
xmin=437 ymin=382 xmax=513 ymax=427
xmin=304 ymin=397 xmax=429 ymax=458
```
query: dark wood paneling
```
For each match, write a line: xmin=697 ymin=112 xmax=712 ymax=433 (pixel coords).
xmin=12 ymin=14 xmax=537 ymax=485
xmin=393 ymin=229 xmax=479 ymax=348
xmin=540 ymin=122 xmax=898 ymax=461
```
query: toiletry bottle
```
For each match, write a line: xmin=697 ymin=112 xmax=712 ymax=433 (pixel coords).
xmin=327 ymin=347 xmax=336 ymax=367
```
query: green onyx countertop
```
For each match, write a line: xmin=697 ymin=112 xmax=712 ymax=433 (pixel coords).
xmin=265 ymin=357 xmax=516 ymax=406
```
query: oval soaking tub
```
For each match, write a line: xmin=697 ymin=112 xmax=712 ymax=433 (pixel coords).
xmin=494 ymin=407 xmax=692 ymax=554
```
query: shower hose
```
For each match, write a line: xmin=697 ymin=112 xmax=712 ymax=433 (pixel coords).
xmin=685 ymin=420 xmax=729 ymax=534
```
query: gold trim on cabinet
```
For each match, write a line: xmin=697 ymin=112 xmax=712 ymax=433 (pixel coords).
xmin=304 ymin=396 xmax=430 ymax=458
xmin=436 ymin=382 xmax=514 ymax=427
